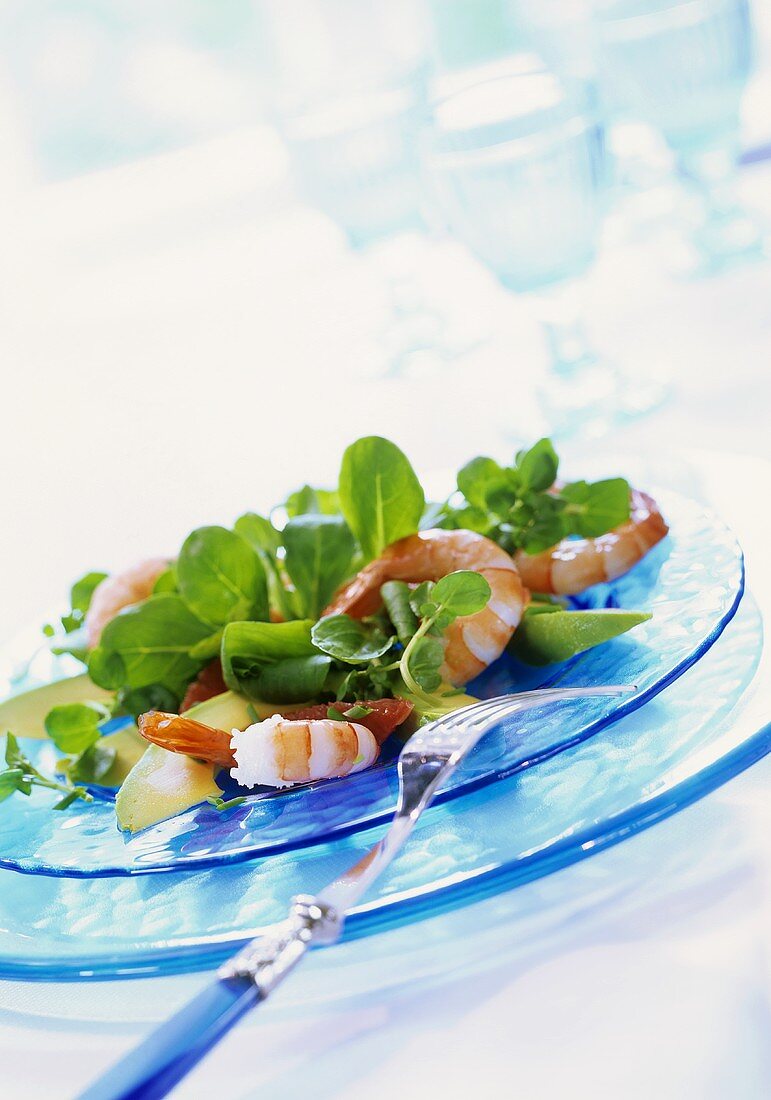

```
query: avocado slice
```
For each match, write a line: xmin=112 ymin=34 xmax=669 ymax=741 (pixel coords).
xmin=115 ymin=743 xmax=223 ymax=833
xmin=0 ymin=673 xmax=113 ymax=740
xmin=92 ymin=725 xmax=148 ymax=788
xmin=185 ymin=689 xmax=310 ymax=728
xmin=185 ymin=690 xmax=269 ymax=729
xmin=398 ymin=687 xmax=479 ymax=728
xmin=510 ymin=609 xmax=652 ymax=666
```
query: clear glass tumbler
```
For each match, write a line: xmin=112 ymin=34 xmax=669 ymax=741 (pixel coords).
xmin=596 ymin=0 xmax=762 ymax=271
xmin=424 ymin=67 xmax=665 ymax=438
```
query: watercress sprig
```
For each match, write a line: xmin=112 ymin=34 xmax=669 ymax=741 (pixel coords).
xmin=44 ymin=570 xmax=108 ymax=661
xmin=0 ymin=732 xmax=93 ymax=810
xmin=451 ymin=438 xmax=631 ymax=554
xmin=397 ymin=571 xmax=491 ymax=703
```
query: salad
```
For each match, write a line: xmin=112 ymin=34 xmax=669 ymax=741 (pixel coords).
xmin=0 ymin=437 xmax=667 ymax=832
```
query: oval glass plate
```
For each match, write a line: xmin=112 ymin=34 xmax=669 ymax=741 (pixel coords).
xmin=0 ymin=489 xmax=744 ymax=877
xmin=0 ymin=586 xmax=763 ymax=981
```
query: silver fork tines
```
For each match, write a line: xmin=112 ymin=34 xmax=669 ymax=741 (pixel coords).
xmin=395 ymin=686 xmax=634 ymax=822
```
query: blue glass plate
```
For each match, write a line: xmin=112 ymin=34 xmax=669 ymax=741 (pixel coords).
xmin=0 ymin=585 xmax=763 ymax=981
xmin=0 ymin=490 xmax=744 ymax=877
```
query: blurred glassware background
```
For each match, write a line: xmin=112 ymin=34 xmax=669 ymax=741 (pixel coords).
xmin=424 ymin=64 xmax=666 ymax=438
xmin=596 ymin=0 xmax=762 ymax=272
xmin=0 ymin=1 xmax=768 ymax=432
xmin=263 ymin=0 xmax=483 ymax=376
xmin=0 ymin=1 xmax=270 ymax=180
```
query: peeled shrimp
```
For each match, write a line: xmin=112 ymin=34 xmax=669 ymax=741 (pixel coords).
xmin=138 ymin=711 xmax=378 ymax=789
xmin=324 ymin=528 xmax=528 ymax=686
xmin=85 ymin=557 xmax=169 ymax=647
xmin=514 ymin=489 xmax=668 ymax=596
xmin=231 ymin=715 xmax=379 ymax=788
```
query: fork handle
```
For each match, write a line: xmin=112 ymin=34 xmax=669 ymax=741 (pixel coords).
xmin=77 ymin=976 xmax=261 ymax=1100
xmin=77 ymin=898 xmax=340 ymax=1100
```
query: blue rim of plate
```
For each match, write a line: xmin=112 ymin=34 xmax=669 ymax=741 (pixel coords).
xmin=0 ymin=491 xmax=747 ymax=878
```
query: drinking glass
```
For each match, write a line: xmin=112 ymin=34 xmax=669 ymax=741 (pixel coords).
xmin=281 ymin=75 xmax=453 ymax=375
xmin=424 ymin=68 xmax=665 ymax=438
xmin=264 ymin=0 xmax=479 ymax=376
xmin=596 ymin=0 xmax=762 ymax=270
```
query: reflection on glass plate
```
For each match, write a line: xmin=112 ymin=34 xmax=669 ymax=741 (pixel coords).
xmin=0 ymin=489 xmax=744 ymax=877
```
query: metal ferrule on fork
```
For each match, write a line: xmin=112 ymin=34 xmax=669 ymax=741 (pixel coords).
xmin=217 ymin=896 xmax=343 ymax=996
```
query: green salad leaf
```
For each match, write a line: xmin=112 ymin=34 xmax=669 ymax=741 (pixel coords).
xmin=152 ymin=568 xmax=178 ymax=595
xmin=44 ymin=701 xmax=109 ymax=755
xmin=236 ymin=510 xmax=283 ymax=554
xmin=188 ymin=631 xmax=225 ymax=661
xmin=452 ymin=438 xmax=631 ymax=554
xmin=398 ymin=570 xmax=491 ymax=702
xmin=516 ymin=437 xmax=560 ymax=492
xmin=404 ymin=635 xmax=445 ymax=694
xmin=234 ymin=512 xmax=282 ymax=556
xmin=89 ymin=594 xmax=211 ymax=697
xmin=311 ymin=615 xmax=393 ymax=664
xmin=0 ymin=732 xmax=93 ymax=809
xmin=116 ymin=683 xmax=179 ymax=720
xmin=221 ymin=620 xmax=332 ymax=703
xmin=339 ymin=436 xmax=425 ymax=562
xmin=66 ymin=741 xmax=117 ymax=785
xmin=0 ymin=768 xmax=24 ymax=804
xmin=61 ymin=571 xmax=108 ymax=634
xmin=431 ymin=571 xmax=493 ymax=620
xmin=380 ymin=580 xmax=419 ymax=646
xmin=234 ymin=512 xmax=296 ymax=622
xmin=257 ymin=655 xmax=332 ymax=702
xmin=44 ymin=570 xmax=109 ymax=661
xmin=177 ymin=526 xmax=268 ymax=628
xmin=456 ymin=456 xmax=505 ymax=510
xmin=283 ymin=515 xmax=356 ymax=619
xmin=284 ymin=485 xmax=340 ymax=518
xmin=559 ymin=479 xmax=632 ymax=539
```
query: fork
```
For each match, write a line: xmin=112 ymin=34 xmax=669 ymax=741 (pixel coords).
xmin=79 ymin=684 xmax=634 ymax=1100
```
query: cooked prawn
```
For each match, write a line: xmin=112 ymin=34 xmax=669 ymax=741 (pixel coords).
xmin=85 ymin=557 xmax=169 ymax=647
xmin=324 ymin=528 xmax=528 ymax=686
xmin=138 ymin=698 xmax=412 ymax=772
xmin=138 ymin=711 xmax=379 ymax=789
xmin=514 ymin=488 xmax=668 ymax=595
xmin=231 ymin=715 xmax=379 ymax=788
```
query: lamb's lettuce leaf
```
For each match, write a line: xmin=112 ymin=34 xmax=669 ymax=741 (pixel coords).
xmin=221 ymin=620 xmax=332 ymax=703
xmin=338 ymin=436 xmax=424 ymax=562
xmin=283 ymin=515 xmax=355 ymax=620
xmin=177 ymin=526 xmax=268 ymax=628
xmin=88 ymin=595 xmax=211 ymax=698
xmin=311 ymin=615 xmax=393 ymax=664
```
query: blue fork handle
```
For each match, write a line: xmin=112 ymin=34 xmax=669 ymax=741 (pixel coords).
xmin=77 ymin=976 xmax=261 ymax=1100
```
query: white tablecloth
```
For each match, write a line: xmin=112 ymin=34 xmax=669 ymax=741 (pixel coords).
xmin=1 ymin=133 xmax=770 ymax=1099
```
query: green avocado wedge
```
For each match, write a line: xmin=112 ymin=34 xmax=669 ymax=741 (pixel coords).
xmin=510 ymin=609 xmax=652 ymax=666
xmin=115 ymin=744 xmax=224 ymax=833
xmin=185 ymin=689 xmax=272 ymax=728
xmin=0 ymin=673 xmax=113 ymax=740
xmin=399 ymin=687 xmax=479 ymax=728
xmin=91 ymin=725 xmax=148 ymax=788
